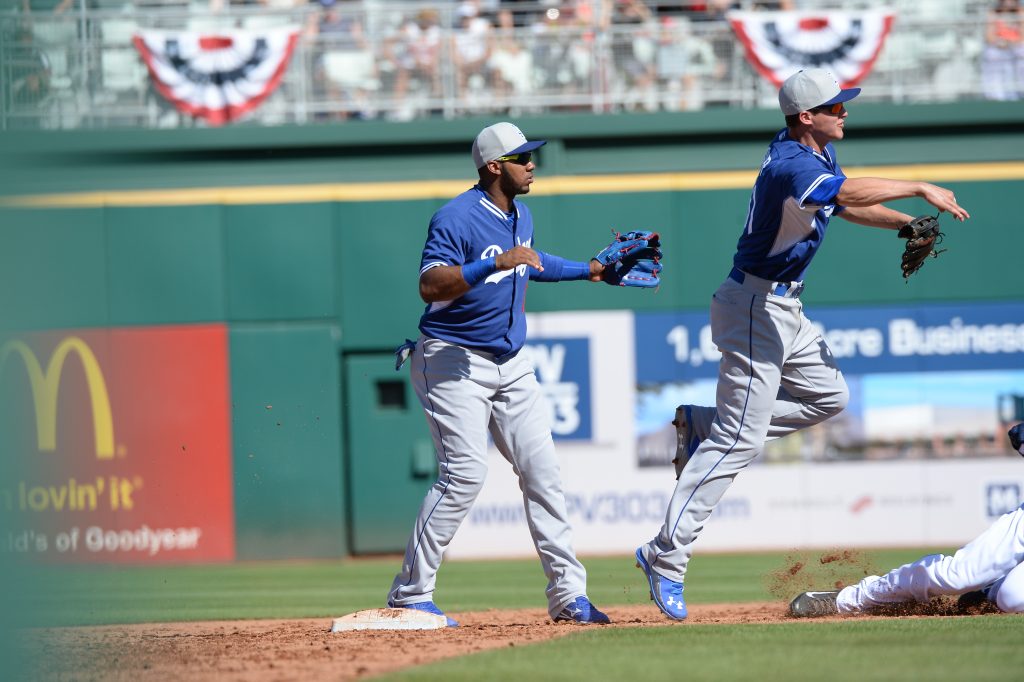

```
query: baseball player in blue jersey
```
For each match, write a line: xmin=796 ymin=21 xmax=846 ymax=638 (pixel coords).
xmin=791 ymin=423 xmax=1024 ymax=617
xmin=386 ymin=122 xmax=618 ymax=626
xmin=636 ymin=68 xmax=971 ymax=620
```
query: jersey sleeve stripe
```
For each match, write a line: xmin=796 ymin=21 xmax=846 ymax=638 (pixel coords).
xmin=798 ymin=174 xmax=834 ymax=208
xmin=420 ymin=261 xmax=448 ymax=274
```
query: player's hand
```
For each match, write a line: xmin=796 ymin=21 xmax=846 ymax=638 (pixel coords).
xmin=919 ymin=183 xmax=970 ymax=222
xmin=588 ymin=259 xmax=606 ymax=282
xmin=495 ymin=245 xmax=543 ymax=272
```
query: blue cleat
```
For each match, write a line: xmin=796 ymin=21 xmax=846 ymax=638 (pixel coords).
xmin=635 ymin=548 xmax=687 ymax=620
xmin=553 ymin=596 xmax=611 ymax=624
xmin=390 ymin=600 xmax=459 ymax=627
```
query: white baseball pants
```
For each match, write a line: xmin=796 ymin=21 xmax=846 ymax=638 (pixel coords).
xmin=642 ymin=273 xmax=849 ymax=582
xmin=387 ymin=336 xmax=587 ymax=618
xmin=838 ymin=503 xmax=1024 ymax=613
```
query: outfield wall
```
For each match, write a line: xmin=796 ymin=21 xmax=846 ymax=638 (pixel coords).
xmin=1 ymin=103 xmax=1022 ymax=562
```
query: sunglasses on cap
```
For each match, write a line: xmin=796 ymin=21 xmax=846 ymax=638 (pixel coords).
xmin=810 ymin=102 xmax=845 ymax=115
xmin=495 ymin=152 xmax=532 ymax=165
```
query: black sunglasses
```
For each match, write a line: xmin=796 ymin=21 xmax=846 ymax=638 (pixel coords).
xmin=496 ymin=152 xmax=532 ymax=165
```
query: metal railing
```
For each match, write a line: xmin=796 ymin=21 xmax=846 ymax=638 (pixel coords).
xmin=0 ymin=0 xmax=1009 ymax=130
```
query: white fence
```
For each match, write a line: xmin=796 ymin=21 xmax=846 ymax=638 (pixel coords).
xmin=0 ymin=0 xmax=1013 ymax=130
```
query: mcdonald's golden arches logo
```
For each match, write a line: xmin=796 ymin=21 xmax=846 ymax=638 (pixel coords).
xmin=0 ymin=336 xmax=115 ymax=459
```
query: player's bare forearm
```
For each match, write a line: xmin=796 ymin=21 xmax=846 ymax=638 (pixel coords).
xmin=588 ymin=259 xmax=606 ymax=282
xmin=837 ymin=205 xmax=912 ymax=230
xmin=419 ymin=266 xmax=471 ymax=302
xmin=836 ymin=178 xmax=969 ymax=221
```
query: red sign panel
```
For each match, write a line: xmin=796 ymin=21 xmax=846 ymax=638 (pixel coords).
xmin=0 ymin=325 xmax=234 ymax=563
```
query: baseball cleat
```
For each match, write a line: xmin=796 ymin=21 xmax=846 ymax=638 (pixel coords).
xmin=789 ymin=591 xmax=840 ymax=618
xmin=553 ymin=596 xmax=611 ymax=624
xmin=390 ymin=600 xmax=459 ymax=627
xmin=672 ymin=405 xmax=701 ymax=479
xmin=635 ymin=548 xmax=687 ymax=620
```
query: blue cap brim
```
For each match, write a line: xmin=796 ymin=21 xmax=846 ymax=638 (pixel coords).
xmin=507 ymin=139 xmax=546 ymax=155
xmin=823 ymin=88 xmax=860 ymax=106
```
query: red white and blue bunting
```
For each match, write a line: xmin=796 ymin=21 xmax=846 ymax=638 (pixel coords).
xmin=727 ymin=11 xmax=895 ymax=88
xmin=133 ymin=28 xmax=300 ymax=125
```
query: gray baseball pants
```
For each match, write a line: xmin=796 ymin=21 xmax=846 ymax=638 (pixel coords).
xmin=641 ymin=272 xmax=849 ymax=582
xmin=387 ymin=336 xmax=587 ymax=618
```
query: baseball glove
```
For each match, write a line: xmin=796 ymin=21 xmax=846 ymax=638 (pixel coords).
xmin=594 ymin=230 xmax=663 ymax=288
xmin=898 ymin=214 xmax=946 ymax=280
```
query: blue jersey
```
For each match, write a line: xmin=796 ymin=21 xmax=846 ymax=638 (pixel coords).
xmin=733 ymin=129 xmax=847 ymax=283
xmin=419 ymin=185 xmax=570 ymax=360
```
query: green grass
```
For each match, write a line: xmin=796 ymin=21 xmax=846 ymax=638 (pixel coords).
xmin=12 ymin=548 xmax=939 ymax=627
xmin=382 ymin=618 xmax=1024 ymax=682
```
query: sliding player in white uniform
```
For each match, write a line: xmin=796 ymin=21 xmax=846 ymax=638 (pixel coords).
xmin=792 ymin=423 xmax=1024 ymax=617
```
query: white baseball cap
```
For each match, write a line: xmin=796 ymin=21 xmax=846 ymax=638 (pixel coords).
xmin=471 ymin=122 xmax=546 ymax=169
xmin=778 ymin=68 xmax=860 ymax=115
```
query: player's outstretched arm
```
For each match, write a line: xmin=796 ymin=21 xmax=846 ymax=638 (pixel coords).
xmin=836 ymin=178 xmax=970 ymax=221
xmin=837 ymin=204 xmax=913 ymax=230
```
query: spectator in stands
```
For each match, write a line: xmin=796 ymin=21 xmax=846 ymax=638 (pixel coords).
xmin=307 ymin=0 xmax=378 ymax=120
xmin=6 ymin=27 xmax=51 ymax=127
xmin=528 ymin=2 xmax=592 ymax=101
xmin=452 ymin=1 xmax=494 ymax=100
xmin=386 ymin=7 xmax=443 ymax=117
xmin=501 ymin=0 xmax=545 ymax=29
xmin=489 ymin=7 xmax=534 ymax=110
xmin=613 ymin=0 xmax=659 ymax=112
xmin=689 ymin=0 xmax=740 ymax=22
xmin=982 ymin=0 xmax=1024 ymax=100
xmin=654 ymin=15 xmax=716 ymax=111
xmin=21 ymin=0 xmax=73 ymax=13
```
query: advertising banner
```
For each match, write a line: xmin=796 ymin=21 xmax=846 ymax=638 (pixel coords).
xmin=446 ymin=304 xmax=1024 ymax=560
xmin=637 ymin=301 xmax=1024 ymax=384
xmin=0 ymin=325 xmax=234 ymax=563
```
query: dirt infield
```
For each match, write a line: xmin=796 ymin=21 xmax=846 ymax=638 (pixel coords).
xmin=21 ymin=598 xmax=1001 ymax=681
xmin=23 ymin=602 xmax=786 ymax=681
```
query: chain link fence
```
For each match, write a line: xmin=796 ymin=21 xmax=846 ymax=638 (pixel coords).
xmin=0 ymin=0 xmax=1012 ymax=130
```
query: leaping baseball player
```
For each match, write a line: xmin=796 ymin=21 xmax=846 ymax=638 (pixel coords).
xmin=791 ymin=423 xmax=1024 ymax=617
xmin=635 ymin=68 xmax=970 ymax=621
xmin=386 ymin=122 xmax=661 ymax=627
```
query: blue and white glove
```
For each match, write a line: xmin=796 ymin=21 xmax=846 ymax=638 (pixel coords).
xmin=593 ymin=230 xmax=663 ymax=288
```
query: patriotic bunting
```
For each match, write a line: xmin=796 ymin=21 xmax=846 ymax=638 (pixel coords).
xmin=727 ymin=11 xmax=895 ymax=88
xmin=133 ymin=27 xmax=300 ymax=125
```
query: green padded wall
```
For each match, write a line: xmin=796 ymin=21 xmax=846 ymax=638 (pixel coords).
xmin=0 ymin=208 xmax=108 ymax=332
xmin=107 ymin=205 xmax=226 ymax=325
xmin=343 ymin=353 xmax=435 ymax=554
xmin=229 ymin=325 xmax=345 ymax=559
xmin=225 ymin=204 xmax=337 ymax=321
xmin=335 ymin=198 xmax=447 ymax=349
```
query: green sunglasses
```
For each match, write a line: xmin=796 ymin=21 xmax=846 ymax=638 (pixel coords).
xmin=495 ymin=152 xmax=533 ymax=165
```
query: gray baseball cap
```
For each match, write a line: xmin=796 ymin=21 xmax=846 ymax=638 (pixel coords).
xmin=778 ymin=68 xmax=860 ymax=115
xmin=472 ymin=122 xmax=546 ymax=169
